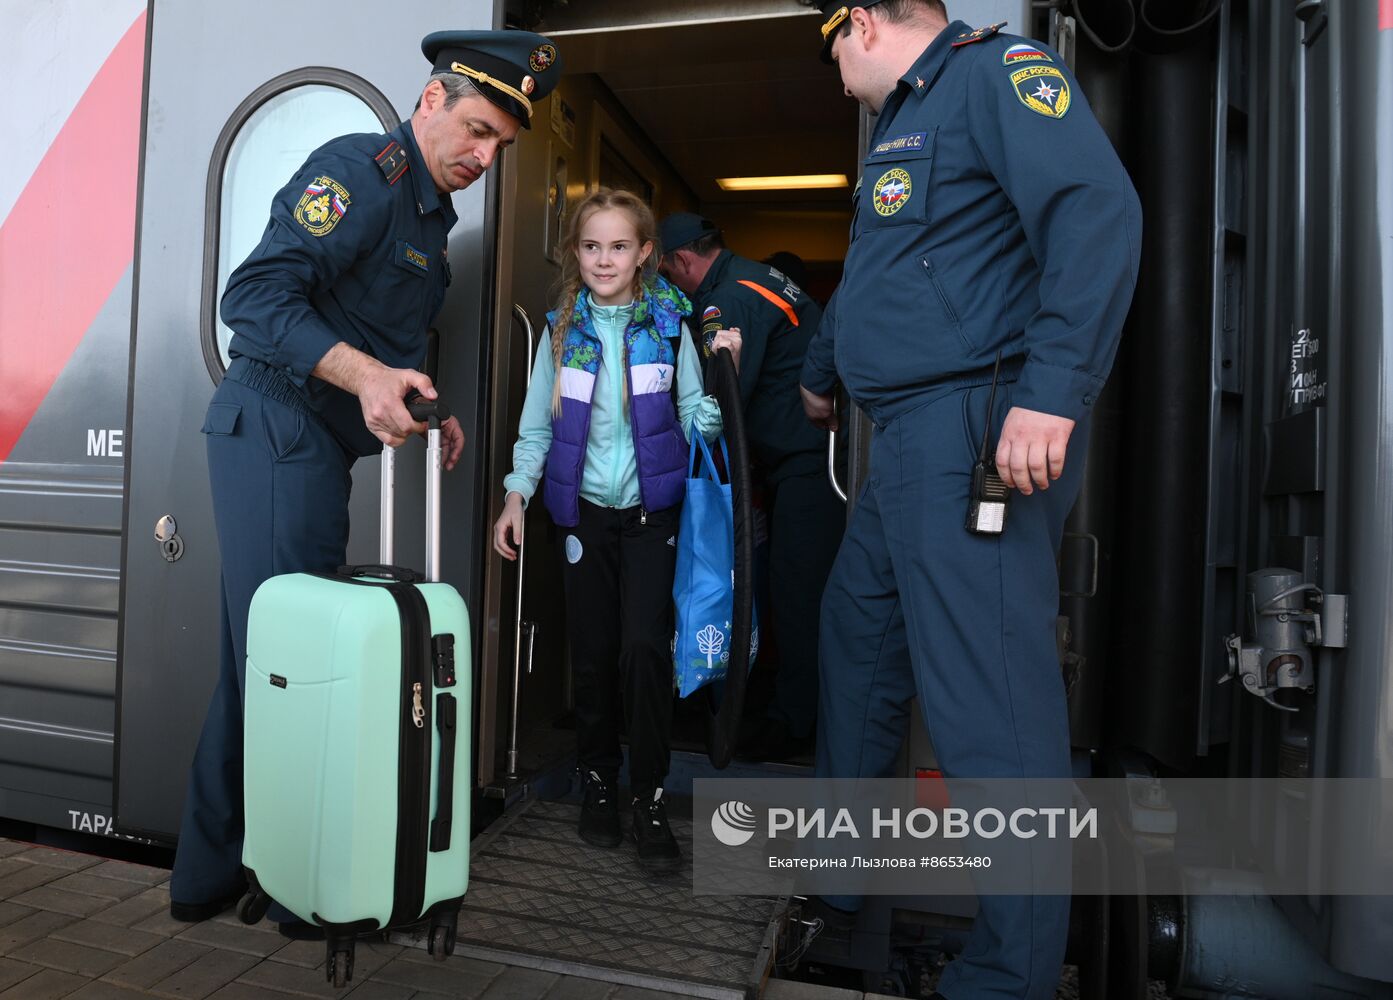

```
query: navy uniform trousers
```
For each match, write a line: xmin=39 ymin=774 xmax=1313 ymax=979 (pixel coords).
xmin=170 ymin=365 xmax=353 ymax=923
xmin=816 ymin=380 xmax=1084 ymax=1000
xmin=765 ymin=468 xmax=845 ymax=739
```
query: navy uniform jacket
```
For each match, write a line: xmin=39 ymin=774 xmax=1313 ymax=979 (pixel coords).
xmin=221 ymin=120 xmax=457 ymax=457
xmin=694 ymin=250 xmax=826 ymax=481
xmin=802 ymin=23 xmax=1141 ymax=428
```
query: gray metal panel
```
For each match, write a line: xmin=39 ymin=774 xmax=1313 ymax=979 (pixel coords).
xmin=0 ymin=529 xmax=120 ymax=615
xmin=1238 ymin=0 xmax=1393 ymax=984
xmin=0 ymin=463 xmax=124 ymax=533
xmin=1195 ymin=0 xmax=1243 ymax=756
xmin=1325 ymin=0 xmax=1393 ymax=983
xmin=0 ymin=261 xmax=133 ymax=834
xmin=115 ymin=0 xmax=496 ymax=840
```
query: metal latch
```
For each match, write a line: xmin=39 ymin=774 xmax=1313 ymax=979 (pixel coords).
xmin=1222 ymin=568 xmax=1347 ymax=712
xmin=155 ymin=514 xmax=184 ymax=562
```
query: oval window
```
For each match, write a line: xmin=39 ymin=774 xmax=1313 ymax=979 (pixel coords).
xmin=213 ymin=84 xmax=387 ymax=370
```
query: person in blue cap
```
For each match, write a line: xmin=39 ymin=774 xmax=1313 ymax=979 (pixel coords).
xmin=168 ymin=29 xmax=562 ymax=939
xmin=802 ymin=2 xmax=1140 ymax=998
xmin=658 ymin=213 xmax=843 ymax=762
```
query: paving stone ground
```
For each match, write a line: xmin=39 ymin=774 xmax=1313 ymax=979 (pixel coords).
xmin=0 ymin=839 xmax=894 ymax=1000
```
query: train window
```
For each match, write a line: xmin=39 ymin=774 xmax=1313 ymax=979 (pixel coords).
xmin=202 ymin=72 xmax=398 ymax=381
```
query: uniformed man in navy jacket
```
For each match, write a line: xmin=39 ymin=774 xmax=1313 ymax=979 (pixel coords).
xmin=801 ymin=3 xmax=1140 ymax=997
xmin=169 ymin=30 xmax=561 ymax=939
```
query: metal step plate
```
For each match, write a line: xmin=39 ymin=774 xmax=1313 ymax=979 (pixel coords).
xmin=427 ymin=797 xmax=787 ymax=999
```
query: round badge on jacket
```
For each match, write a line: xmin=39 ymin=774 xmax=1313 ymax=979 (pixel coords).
xmin=872 ymin=167 xmax=912 ymax=216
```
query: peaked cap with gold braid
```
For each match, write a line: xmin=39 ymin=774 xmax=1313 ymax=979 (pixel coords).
xmin=816 ymin=1 xmax=891 ymax=63
xmin=421 ymin=30 xmax=562 ymax=129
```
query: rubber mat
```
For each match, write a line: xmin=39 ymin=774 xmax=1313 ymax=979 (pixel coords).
xmin=433 ymin=797 xmax=788 ymax=999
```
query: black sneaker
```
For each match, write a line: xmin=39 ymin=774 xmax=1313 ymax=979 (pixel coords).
xmin=578 ymin=770 xmax=622 ymax=848
xmin=631 ymin=789 xmax=682 ymax=873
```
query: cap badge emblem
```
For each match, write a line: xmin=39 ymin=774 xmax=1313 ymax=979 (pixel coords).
xmin=529 ymin=44 xmax=556 ymax=72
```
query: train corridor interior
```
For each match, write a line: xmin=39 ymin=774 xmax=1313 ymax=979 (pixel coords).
xmin=482 ymin=3 xmax=857 ymax=797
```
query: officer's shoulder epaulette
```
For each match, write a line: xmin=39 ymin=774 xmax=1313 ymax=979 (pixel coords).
xmin=372 ymin=139 xmax=410 ymax=186
xmin=952 ymin=21 xmax=1007 ymax=47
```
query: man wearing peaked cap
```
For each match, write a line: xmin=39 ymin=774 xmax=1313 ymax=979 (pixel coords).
xmin=816 ymin=0 xmax=890 ymax=62
xmin=168 ymin=29 xmax=561 ymax=938
xmin=802 ymin=2 xmax=1140 ymax=999
xmin=421 ymin=30 xmax=563 ymax=130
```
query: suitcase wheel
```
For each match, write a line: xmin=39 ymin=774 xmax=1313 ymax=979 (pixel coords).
xmin=428 ymin=921 xmax=456 ymax=961
xmin=329 ymin=948 xmax=353 ymax=988
xmin=236 ymin=891 xmax=270 ymax=926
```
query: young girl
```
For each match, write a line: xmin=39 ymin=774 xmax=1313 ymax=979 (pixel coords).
xmin=493 ymin=188 xmax=740 ymax=871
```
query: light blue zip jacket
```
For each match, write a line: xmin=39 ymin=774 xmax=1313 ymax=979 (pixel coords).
xmin=504 ymin=301 xmax=721 ymax=509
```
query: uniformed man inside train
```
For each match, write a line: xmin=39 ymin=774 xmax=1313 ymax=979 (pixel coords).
xmin=658 ymin=215 xmax=845 ymax=762
xmin=168 ymin=30 xmax=562 ymax=939
xmin=800 ymin=2 xmax=1139 ymax=998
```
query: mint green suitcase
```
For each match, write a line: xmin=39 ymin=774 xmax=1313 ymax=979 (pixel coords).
xmin=239 ymin=413 xmax=469 ymax=988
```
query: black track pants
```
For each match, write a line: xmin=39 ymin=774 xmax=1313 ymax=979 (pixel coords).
xmin=559 ymin=499 xmax=678 ymax=799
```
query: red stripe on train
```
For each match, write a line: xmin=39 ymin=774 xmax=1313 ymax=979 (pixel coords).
xmin=1384 ymin=0 xmax=1393 ymax=30
xmin=0 ymin=11 xmax=146 ymax=464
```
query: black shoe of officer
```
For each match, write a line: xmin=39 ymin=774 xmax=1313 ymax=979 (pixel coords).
xmin=631 ymin=789 xmax=682 ymax=873
xmin=169 ymin=878 xmax=246 ymax=923
xmin=578 ymin=769 xmax=622 ymax=848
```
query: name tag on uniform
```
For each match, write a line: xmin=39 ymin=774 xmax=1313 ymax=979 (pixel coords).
xmin=869 ymin=132 xmax=927 ymax=156
xmin=399 ymin=241 xmax=430 ymax=272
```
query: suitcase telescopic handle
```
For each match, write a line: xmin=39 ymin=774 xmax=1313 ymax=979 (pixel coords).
xmin=380 ymin=393 xmax=449 ymax=582
xmin=406 ymin=394 xmax=451 ymax=426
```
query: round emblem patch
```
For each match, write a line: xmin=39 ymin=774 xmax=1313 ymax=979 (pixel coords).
xmin=521 ymin=74 xmax=535 ymax=96
xmin=872 ymin=168 xmax=912 ymax=217
xmin=529 ymin=44 xmax=556 ymax=73
xmin=565 ymin=534 xmax=583 ymax=564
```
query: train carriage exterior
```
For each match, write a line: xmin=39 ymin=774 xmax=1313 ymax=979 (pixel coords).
xmin=3 ymin=0 xmax=1393 ymax=996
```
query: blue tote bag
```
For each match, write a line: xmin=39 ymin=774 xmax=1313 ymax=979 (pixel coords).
xmin=673 ymin=433 xmax=757 ymax=697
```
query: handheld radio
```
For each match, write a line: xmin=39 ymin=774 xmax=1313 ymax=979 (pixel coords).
xmin=966 ymin=353 xmax=1010 ymax=535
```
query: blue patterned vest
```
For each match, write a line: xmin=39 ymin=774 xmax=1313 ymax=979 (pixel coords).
xmin=542 ymin=278 xmax=692 ymax=527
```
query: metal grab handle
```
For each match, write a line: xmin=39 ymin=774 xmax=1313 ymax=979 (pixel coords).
xmin=505 ymin=304 xmax=537 ymax=779
xmin=827 ymin=428 xmax=848 ymax=503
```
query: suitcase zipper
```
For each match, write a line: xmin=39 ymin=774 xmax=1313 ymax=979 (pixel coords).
xmin=386 ymin=584 xmax=432 ymax=928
